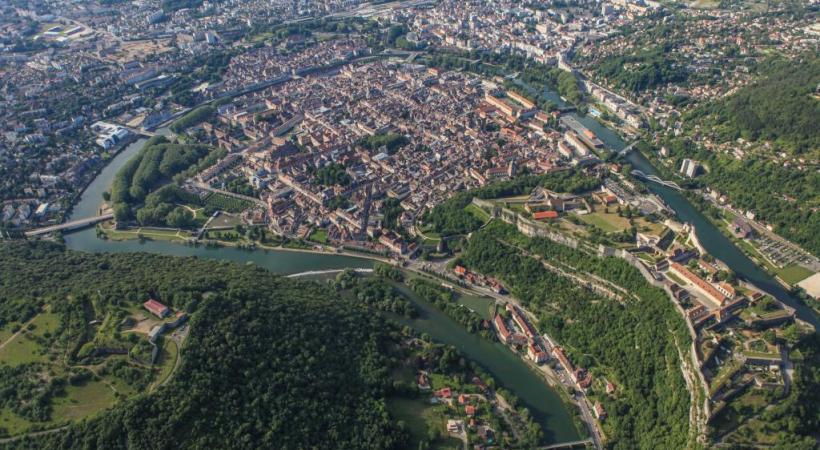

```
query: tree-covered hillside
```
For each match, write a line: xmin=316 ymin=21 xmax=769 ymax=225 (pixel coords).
xmin=459 ymin=222 xmax=692 ymax=449
xmin=0 ymin=242 xmax=406 ymax=449
xmin=686 ymin=54 xmax=820 ymax=156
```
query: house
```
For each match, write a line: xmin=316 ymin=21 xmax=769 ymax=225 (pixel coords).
xmin=528 ymin=342 xmax=549 ymax=364
xmin=435 ymin=387 xmax=452 ymax=399
xmin=606 ymin=381 xmax=616 ymax=395
xmin=458 ymin=394 xmax=470 ymax=405
xmin=594 ymin=402 xmax=607 ymax=420
xmin=446 ymin=419 xmax=463 ymax=433
xmin=143 ymin=299 xmax=170 ymax=318
xmin=730 ymin=217 xmax=755 ymax=239
xmin=465 ymin=405 xmax=476 ymax=416
xmin=533 ymin=210 xmax=559 ymax=220
xmin=454 ymin=265 xmax=468 ymax=276
xmin=494 ymin=315 xmax=512 ymax=344
xmin=574 ymin=368 xmax=593 ymax=389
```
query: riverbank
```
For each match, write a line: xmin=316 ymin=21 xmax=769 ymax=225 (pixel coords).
xmin=73 ymin=220 xmax=585 ymax=445
xmin=633 ymin=147 xmax=816 ymax=282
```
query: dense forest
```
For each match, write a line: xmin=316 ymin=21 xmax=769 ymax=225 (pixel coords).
xmin=169 ymin=106 xmax=216 ymax=133
xmin=1 ymin=242 xmax=408 ymax=449
xmin=686 ymin=54 xmax=820 ymax=156
xmin=459 ymin=221 xmax=692 ymax=449
xmin=424 ymin=169 xmax=599 ymax=237
xmin=596 ymin=47 xmax=689 ymax=93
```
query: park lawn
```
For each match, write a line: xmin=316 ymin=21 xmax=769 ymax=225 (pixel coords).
xmin=308 ymin=229 xmax=329 ymax=244
xmin=206 ymin=229 xmax=242 ymax=241
xmin=105 ymin=228 xmax=191 ymax=242
xmin=636 ymin=218 xmax=666 ymax=236
xmin=0 ymin=333 xmax=45 ymax=366
xmin=105 ymin=372 xmax=141 ymax=398
xmin=206 ymin=213 xmax=244 ymax=228
xmin=775 ymin=264 xmax=814 ymax=285
xmin=456 ymin=293 xmax=494 ymax=320
xmin=51 ymin=380 xmax=117 ymax=423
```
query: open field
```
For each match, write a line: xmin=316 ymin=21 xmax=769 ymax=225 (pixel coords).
xmin=388 ymin=398 xmax=433 ymax=445
xmin=104 ymin=227 xmax=193 ymax=242
xmin=0 ymin=331 xmax=45 ymax=366
xmin=51 ymin=380 xmax=117 ymax=423
xmin=456 ymin=293 xmax=494 ymax=320
xmin=578 ymin=208 xmax=631 ymax=233
xmin=29 ymin=311 xmax=61 ymax=338
xmin=154 ymin=339 xmax=179 ymax=388
xmin=308 ymin=229 xmax=329 ymax=244
xmin=465 ymin=203 xmax=491 ymax=223
xmin=206 ymin=213 xmax=244 ymax=229
xmin=0 ymin=408 xmax=33 ymax=437
xmin=775 ymin=264 xmax=814 ymax=285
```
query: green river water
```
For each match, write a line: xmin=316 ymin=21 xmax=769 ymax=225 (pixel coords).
xmin=62 ymin=132 xmax=582 ymax=443
xmin=58 ymin=88 xmax=816 ymax=444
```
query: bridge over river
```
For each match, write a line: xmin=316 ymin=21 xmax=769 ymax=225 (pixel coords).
xmin=631 ymin=169 xmax=683 ymax=191
xmin=540 ymin=438 xmax=594 ymax=449
xmin=25 ymin=213 xmax=113 ymax=237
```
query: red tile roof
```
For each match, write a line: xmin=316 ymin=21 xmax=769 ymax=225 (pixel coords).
xmin=533 ymin=210 xmax=558 ymax=220
xmin=143 ymin=299 xmax=169 ymax=317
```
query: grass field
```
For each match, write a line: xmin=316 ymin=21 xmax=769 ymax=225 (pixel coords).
xmin=578 ymin=210 xmax=630 ymax=232
xmin=51 ymin=380 xmax=116 ymax=423
xmin=775 ymin=264 xmax=814 ymax=285
xmin=0 ymin=408 xmax=33 ymax=436
xmin=153 ymin=339 xmax=179 ymax=388
xmin=464 ymin=203 xmax=491 ymax=223
xmin=206 ymin=213 xmax=244 ymax=229
xmin=29 ymin=311 xmax=61 ymax=338
xmin=0 ymin=327 xmax=15 ymax=346
xmin=308 ymin=229 xmax=329 ymax=244
xmin=388 ymin=398 xmax=433 ymax=445
xmin=105 ymin=227 xmax=193 ymax=242
xmin=0 ymin=333 xmax=44 ymax=366
xmin=456 ymin=294 xmax=494 ymax=320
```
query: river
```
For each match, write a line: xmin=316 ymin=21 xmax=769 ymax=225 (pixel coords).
xmin=62 ymin=130 xmax=582 ymax=444
xmin=390 ymin=283 xmax=580 ymax=444
xmin=59 ymin=84 xmax=816 ymax=443
xmin=554 ymin=106 xmax=819 ymax=329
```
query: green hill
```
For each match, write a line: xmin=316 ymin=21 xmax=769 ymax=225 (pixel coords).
xmin=687 ymin=54 xmax=820 ymax=156
xmin=0 ymin=242 xmax=405 ymax=449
